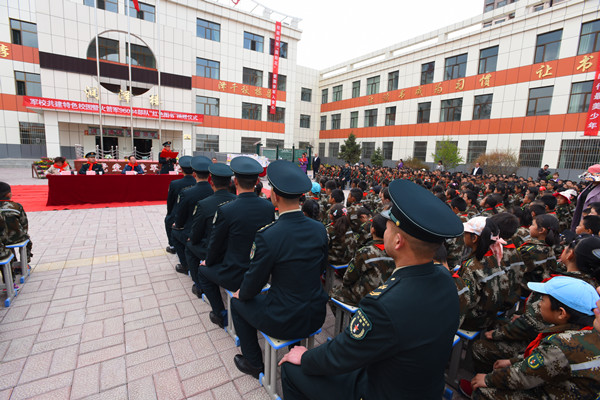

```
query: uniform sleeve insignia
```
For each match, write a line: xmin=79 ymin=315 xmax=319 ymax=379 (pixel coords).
xmin=193 ymin=205 xmax=198 ymax=216
xmin=348 ymin=309 xmax=372 ymax=340
xmin=250 ymin=242 xmax=256 ymax=260
xmin=347 ymin=261 xmax=355 ymax=273
xmin=527 ymin=353 xmax=544 ymax=369
xmin=368 ymin=284 xmax=388 ymax=297
xmin=213 ymin=211 xmax=219 ymax=224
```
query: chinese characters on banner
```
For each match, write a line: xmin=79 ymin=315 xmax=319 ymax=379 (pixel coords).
xmin=584 ymin=53 xmax=600 ymax=136
xmin=270 ymin=21 xmax=282 ymax=114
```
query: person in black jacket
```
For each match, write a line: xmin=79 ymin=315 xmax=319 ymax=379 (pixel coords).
xmin=231 ymin=160 xmax=329 ymax=379
xmin=158 ymin=141 xmax=176 ymax=174
xmin=312 ymin=154 xmax=321 ymax=181
xmin=78 ymin=152 xmax=104 ymax=174
xmin=538 ymin=164 xmax=550 ymax=181
xmin=279 ymin=179 xmax=464 ymax=400
xmin=341 ymin=162 xmax=351 ymax=189
xmin=164 ymin=156 xmax=195 ymax=254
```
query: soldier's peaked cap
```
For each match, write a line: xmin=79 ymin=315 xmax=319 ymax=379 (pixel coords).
xmin=209 ymin=163 xmax=233 ymax=177
xmin=85 ymin=152 xmax=96 ymax=158
xmin=162 ymin=141 xmax=171 ymax=146
xmin=230 ymin=156 xmax=263 ymax=176
xmin=267 ymin=160 xmax=311 ymax=197
xmin=191 ymin=156 xmax=211 ymax=172
xmin=178 ymin=156 xmax=192 ymax=168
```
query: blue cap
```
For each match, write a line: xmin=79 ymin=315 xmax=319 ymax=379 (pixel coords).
xmin=178 ymin=156 xmax=192 ymax=168
xmin=528 ymin=276 xmax=600 ymax=316
xmin=209 ymin=163 xmax=233 ymax=177
xmin=85 ymin=152 xmax=97 ymax=158
xmin=381 ymin=179 xmax=463 ymax=243
xmin=191 ymin=156 xmax=211 ymax=172
xmin=230 ymin=156 xmax=263 ymax=176
xmin=267 ymin=160 xmax=311 ymax=197
xmin=311 ymin=182 xmax=321 ymax=194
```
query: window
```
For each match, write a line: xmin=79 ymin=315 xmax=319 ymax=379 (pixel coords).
xmin=417 ymin=102 xmax=431 ymax=124
xmin=352 ymin=81 xmax=360 ymax=98
xmin=196 ymin=96 xmax=219 ymax=116
xmin=420 ymin=62 xmax=435 ymax=85
xmin=19 ymin=122 xmax=45 ymax=145
xmin=268 ymin=73 xmax=287 ymax=91
xmin=467 ymin=141 xmax=487 ymax=163
xmin=484 ymin=0 xmax=494 ymax=12
xmin=197 ymin=18 xmax=220 ymax=42
xmin=318 ymin=143 xmax=325 ymax=156
xmin=388 ymin=71 xmax=399 ymax=91
xmin=350 ymin=111 xmax=358 ymax=128
xmin=362 ymin=142 xmax=375 ymax=159
xmin=413 ymin=141 xmax=427 ymax=161
xmin=300 ymin=114 xmax=311 ymax=128
xmin=241 ymin=137 xmax=260 ymax=154
xmin=320 ymin=116 xmax=327 ymax=130
xmin=518 ymin=140 xmax=545 ymax=167
xmin=126 ymin=43 xmax=155 ymax=68
xmin=242 ymin=102 xmax=262 ymax=121
xmin=322 ymin=89 xmax=328 ymax=104
xmin=558 ymin=139 xmax=600 ymax=169
xmin=10 ymin=19 xmax=38 ymax=47
xmin=196 ymin=134 xmax=219 ymax=152
xmin=15 ymin=71 xmax=41 ymax=96
xmin=266 ymin=139 xmax=284 ymax=148
xmin=244 ymin=32 xmax=264 ymax=52
xmin=329 ymin=142 xmax=339 ymax=158
xmin=366 ymin=76 xmax=380 ymax=95
xmin=87 ymin=37 xmax=119 ymax=62
xmin=269 ymin=39 xmax=288 ymax=58
xmin=385 ymin=106 xmax=396 ymax=126
xmin=331 ymin=114 xmax=341 ymax=130
xmin=473 ymin=94 xmax=493 ymax=120
xmin=578 ymin=19 xmax=600 ymax=55
xmin=440 ymin=98 xmax=463 ymax=122
xmin=568 ymin=81 xmax=593 ymax=114
xmin=301 ymin=88 xmax=312 ymax=102
xmin=444 ymin=54 xmax=468 ymax=80
xmin=332 ymin=85 xmax=343 ymax=102
xmin=534 ymin=30 xmax=562 ymax=63
xmin=364 ymin=109 xmax=378 ymax=127
xmin=478 ymin=46 xmax=498 ymax=74
xmin=243 ymin=68 xmax=263 ymax=87
xmin=196 ymin=58 xmax=220 ymax=79
xmin=127 ymin=1 xmax=155 ymax=22
xmin=527 ymin=86 xmax=554 ymax=116
xmin=267 ymin=107 xmax=285 ymax=123
xmin=83 ymin=0 xmax=118 ymax=13
xmin=382 ymin=142 xmax=393 ymax=160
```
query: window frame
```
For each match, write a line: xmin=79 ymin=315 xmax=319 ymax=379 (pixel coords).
xmin=243 ymin=67 xmax=263 ymax=87
xmin=10 ymin=19 xmax=38 ymax=48
xmin=413 ymin=141 xmax=428 ymax=161
xmin=478 ymin=46 xmax=498 ymax=74
xmin=421 ymin=62 xmax=435 ymax=85
xmin=467 ymin=140 xmax=487 ymax=164
xmin=518 ymin=139 xmax=545 ymax=168
xmin=567 ymin=81 xmax=593 ymax=114
xmin=244 ymin=31 xmax=264 ymax=52
xmin=382 ymin=142 xmax=393 ymax=160
xmin=352 ymin=81 xmax=361 ymax=98
xmin=196 ymin=57 xmax=220 ymax=80
xmin=300 ymin=114 xmax=311 ymax=128
xmin=385 ymin=106 xmax=396 ymax=126
xmin=267 ymin=106 xmax=285 ymax=123
xmin=417 ymin=102 xmax=431 ymax=124
xmin=197 ymin=18 xmax=221 ymax=42
xmin=388 ymin=71 xmax=399 ymax=91
xmin=350 ymin=111 xmax=358 ymax=129
xmin=440 ymin=98 xmax=463 ymax=122
xmin=321 ymin=89 xmax=328 ymax=105
xmin=269 ymin=39 xmax=288 ymax=58
xmin=196 ymin=95 xmax=219 ymax=116
xmin=473 ymin=94 xmax=493 ymax=120
xmin=301 ymin=88 xmax=312 ymax=102
xmin=364 ymin=109 xmax=378 ymax=127
xmin=241 ymin=102 xmax=262 ymax=121
xmin=578 ymin=19 xmax=600 ymax=55
xmin=268 ymin=73 xmax=287 ymax=92
xmin=444 ymin=54 xmax=468 ymax=81
xmin=332 ymin=85 xmax=343 ymax=102
xmin=331 ymin=113 xmax=341 ymax=130
xmin=127 ymin=0 xmax=155 ymax=21
xmin=195 ymin=133 xmax=219 ymax=152
xmin=526 ymin=86 xmax=554 ymax=116
xmin=320 ymin=116 xmax=327 ymax=130
xmin=366 ymin=76 xmax=380 ymax=95
xmin=534 ymin=29 xmax=563 ymax=64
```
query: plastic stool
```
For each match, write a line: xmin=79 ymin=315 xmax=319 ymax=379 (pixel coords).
xmin=0 ymin=254 xmax=16 ymax=307
xmin=6 ymin=239 xmax=30 ymax=284
xmin=325 ymin=264 xmax=347 ymax=294
xmin=330 ymin=297 xmax=358 ymax=336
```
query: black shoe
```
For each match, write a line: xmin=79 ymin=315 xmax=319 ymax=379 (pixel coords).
xmin=166 ymin=246 xmax=176 ymax=254
xmin=192 ymin=284 xmax=202 ymax=298
xmin=234 ymin=354 xmax=263 ymax=379
xmin=175 ymin=264 xmax=188 ymax=274
xmin=209 ymin=311 xmax=225 ymax=328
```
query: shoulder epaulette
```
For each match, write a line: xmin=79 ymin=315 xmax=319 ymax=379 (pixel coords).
xmin=217 ymin=199 xmax=235 ymax=208
xmin=258 ymin=221 xmax=276 ymax=233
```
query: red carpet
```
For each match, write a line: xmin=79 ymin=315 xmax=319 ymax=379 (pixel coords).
xmin=10 ymin=185 xmax=165 ymax=212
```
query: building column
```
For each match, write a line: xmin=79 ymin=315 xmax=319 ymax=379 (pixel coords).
xmin=182 ymin=124 xmax=193 ymax=156
xmin=43 ymin=111 xmax=61 ymax=157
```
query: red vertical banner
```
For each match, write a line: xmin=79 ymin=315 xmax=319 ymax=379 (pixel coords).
xmin=584 ymin=53 xmax=600 ymax=136
xmin=270 ymin=21 xmax=282 ymax=115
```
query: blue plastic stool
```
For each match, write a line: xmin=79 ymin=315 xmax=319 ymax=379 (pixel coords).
xmin=0 ymin=253 xmax=15 ymax=307
xmin=258 ymin=328 xmax=321 ymax=400
xmin=6 ymin=239 xmax=30 ymax=284
xmin=223 ymin=284 xmax=271 ymax=347
xmin=330 ymin=297 xmax=358 ymax=336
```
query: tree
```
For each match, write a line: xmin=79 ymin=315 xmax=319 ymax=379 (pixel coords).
xmin=404 ymin=157 xmax=429 ymax=171
xmin=339 ymin=133 xmax=362 ymax=164
xmin=431 ymin=137 xmax=463 ymax=170
xmin=371 ymin=147 xmax=384 ymax=167
xmin=475 ymin=151 xmax=519 ymax=175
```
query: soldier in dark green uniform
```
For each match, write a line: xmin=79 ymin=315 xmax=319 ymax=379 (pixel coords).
xmin=171 ymin=156 xmax=213 ymax=274
xmin=185 ymin=163 xmax=236 ymax=297
xmin=164 ymin=156 xmax=194 ymax=254
xmin=279 ymin=179 xmax=463 ymax=400
xmin=158 ymin=141 xmax=176 ymax=174
xmin=78 ymin=152 xmax=104 ymax=174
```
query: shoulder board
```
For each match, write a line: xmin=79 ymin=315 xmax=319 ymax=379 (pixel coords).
xmin=258 ymin=221 xmax=276 ymax=233
xmin=365 ymin=272 xmax=401 ymax=299
xmin=217 ymin=199 xmax=235 ymax=208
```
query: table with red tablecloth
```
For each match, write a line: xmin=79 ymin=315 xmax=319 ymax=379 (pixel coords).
xmin=46 ymin=174 xmax=182 ymax=206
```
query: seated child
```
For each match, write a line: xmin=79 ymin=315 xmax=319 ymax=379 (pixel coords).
xmin=0 ymin=182 xmax=33 ymax=267
xmin=326 ymin=204 xmax=356 ymax=267
xmin=576 ymin=215 xmax=600 ymax=236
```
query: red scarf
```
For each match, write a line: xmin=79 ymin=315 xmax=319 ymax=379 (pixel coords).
xmin=54 ymin=163 xmax=67 ymax=172
xmin=524 ymin=326 xmax=593 ymax=358
xmin=374 ymin=243 xmax=385 ymax=251
xmin=127 ymin=163 xmax=138 ymax=169
xmin=88 ymin=162 xmax=97 ymax=171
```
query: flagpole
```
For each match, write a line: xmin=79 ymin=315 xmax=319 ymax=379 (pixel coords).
xmin=157 ymin=0 xmax=162 ymax=152
xmin=127 ymin=0 xmax=135 ymax=157
xmin=94 ymin=0 xmax=104 ymax=157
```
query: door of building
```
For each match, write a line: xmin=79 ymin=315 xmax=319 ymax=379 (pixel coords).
xmin=134 ymin=139 xmax=153 ymax=158
xmin=95 ymin=136 xmax=119 ymax=158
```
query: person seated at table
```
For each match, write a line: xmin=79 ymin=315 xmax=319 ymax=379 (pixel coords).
xmin=0 ymin=182 xmax=33 ymax=274
xmin=44 ymin=157 xmax=71 ymax=176
xmin=79 ymin=152 xmax=103 ymax=175
xmin=122 ymin=155 xmax=144 ymax=175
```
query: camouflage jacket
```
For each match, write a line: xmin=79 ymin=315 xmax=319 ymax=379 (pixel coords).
xmin=485 ymin=327 xmax=600 ymax=399
xmin=0 ymin=214 xmax=10 ymax=259
xmin=519 ymin=238 xmax=557 ymax=294
xmin=453 ymin=271 xmax=471 ymax=329
xmin=499 ymin=241 xmax=525 ymax=309
xmin=355 ymin=221 xmax=372 ymax=248
xmin=364 ymin=191 xmax=380 ymax=214
xmin=512 ymin=226 xmax=531 ymax=248
xmin=458 ymin=254 xmax=512 ymax=331
xmin=0 ymin=200 xmax=29 ymax=245
xmin=446 ymin=234 xmax=469 ymax=270
xmin=555 ymin=204 xmax=572 ymax=233
xmin=466 ymin=205 xmax=480 ymax=219
xmin=346 ymin=202 xmax=363 ymax=233
xmin=478 ymin=208 xmax=497 ymax=218
xmin=326 ymin=224 xmax=356 ymax=266
xmin=331 ymin=240 xmax=395 ymax=306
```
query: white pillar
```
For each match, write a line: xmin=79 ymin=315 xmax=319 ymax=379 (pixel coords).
xmin=182 ymin=124 xmax=193 ymax=156
xmin=43 ymin=111 xmax=61 ymax=157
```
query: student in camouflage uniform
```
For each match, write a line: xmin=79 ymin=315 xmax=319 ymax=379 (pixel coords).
xmin=331 ymin=214 xmax=394 ymax=306
xmin=519 ymin=214 xmax=559 ymax=295
xmin=446 ymin=197 xmax=470 ymax=269
xmin=326 ymin=204 xmax=356 ymax=266
xmin=0 ymin=182 xmax=33 ymax=263
xmin=354 ymin=207 xmax=372 ymax=248
xmin=346 ymin=188 xmax=364 ymax=233
xmin=470 ymin=277 xmax=600 ymax=400
xmin=463 ymin=190 xmax=480 ymax=219
xmin=320 ymin=180 xmax=337 ymax=224
xmin=479 ymin=195 xmax=499 ymax=218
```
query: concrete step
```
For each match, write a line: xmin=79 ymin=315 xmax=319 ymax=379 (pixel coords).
xmin=0 ymin=159 xmax=38 ymax=168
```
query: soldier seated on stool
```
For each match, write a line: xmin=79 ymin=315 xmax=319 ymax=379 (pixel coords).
xmin=79 ymin=152 xmax=103 ymax=174
xmin=230 ymin=160 xmax=329 ymax=379
xmin=164 ymin=156 xmax=194 ymax=254
xmin=278 ymin=179 xmax=464 ymax=400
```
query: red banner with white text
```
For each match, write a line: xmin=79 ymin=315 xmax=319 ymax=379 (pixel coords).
xmin=270 ymin=21 xmax=282 ymax=114
xmin=584 ymin=53 xmax=600 ymax=136
xmin=23 ymin=96 xmax=203 ymax=123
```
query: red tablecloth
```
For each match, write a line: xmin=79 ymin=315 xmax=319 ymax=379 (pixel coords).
xmin=46 ymin=174 xmax=182 ymax=206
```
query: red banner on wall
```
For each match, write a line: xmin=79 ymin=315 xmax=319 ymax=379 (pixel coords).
xmin=584 ymin=53 xmax=600 ymax=136
xmin=270 ymin=21 xmax=282 ymax=115
xmin=23 ymin=96 xmax=203 ymax=123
